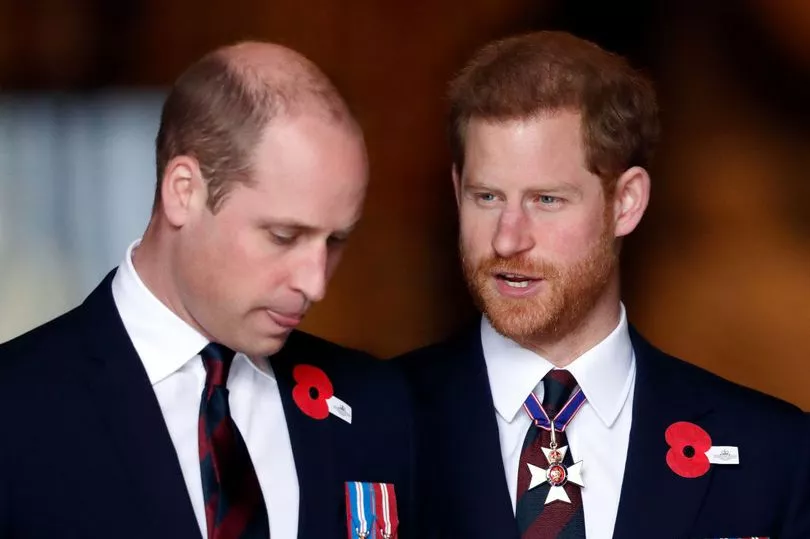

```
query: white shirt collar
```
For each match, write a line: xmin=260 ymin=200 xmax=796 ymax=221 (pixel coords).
xmin=111 ymin=239 xmax=273 ymax=385
xmin=482 ymin=304 xmax=635 ymax=428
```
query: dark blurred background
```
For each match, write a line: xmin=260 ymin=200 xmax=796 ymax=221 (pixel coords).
xmin=1 ymin=0 xmax=808 ymax=409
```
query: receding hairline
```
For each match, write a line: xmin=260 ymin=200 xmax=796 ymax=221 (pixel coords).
xmin=152 ymin=40 xmax=363 ymax=214
xmin=211 ymin=40 xmax=356 ymax=124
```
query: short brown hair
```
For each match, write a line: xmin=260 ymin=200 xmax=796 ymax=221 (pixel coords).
xmin=154 ymin=46 xmax=351 ymax=212
xmin=448 ymin=31 xmax=660 ymax=186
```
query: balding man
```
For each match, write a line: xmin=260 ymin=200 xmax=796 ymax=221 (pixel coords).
xmin=0 ymin=42 xmax=415 ymax=539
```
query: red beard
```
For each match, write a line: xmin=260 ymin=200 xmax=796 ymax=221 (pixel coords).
xmin=461 ymin=220 xmax=616 ymax=344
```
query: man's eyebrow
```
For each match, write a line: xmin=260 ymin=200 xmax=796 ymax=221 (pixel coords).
xmin=258 ymin=219 xmax=315 ymax=232
xmin=258 ymin=218 xmax=361 ymax=237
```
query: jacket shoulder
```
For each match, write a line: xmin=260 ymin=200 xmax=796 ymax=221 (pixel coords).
xmin=0 ymin=305 xmax=85 ymax=376
xmin=633 ymin=328 xmax=806 ymax=422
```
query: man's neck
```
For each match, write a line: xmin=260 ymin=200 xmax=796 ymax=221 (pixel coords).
xmin=131 ymin=230 xmax=211 ymax=341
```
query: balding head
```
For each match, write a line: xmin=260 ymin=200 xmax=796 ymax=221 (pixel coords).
xmin=218 ymin=41 xmax=352 ymax=121
xmin=154 ymin=41 xmax=358 ymax=212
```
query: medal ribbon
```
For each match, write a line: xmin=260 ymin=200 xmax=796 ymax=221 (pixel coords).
xmin=373 ymin=483 xmax=399 ymax=539
xmin=346 ymin=481 xmax=376 ymax=539
xmin=522 ymin=385 xmax=587 ymax=432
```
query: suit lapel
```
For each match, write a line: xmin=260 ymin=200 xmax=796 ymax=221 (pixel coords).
xmin=271 ymin=341 xmax=339 ymax=538
xmin=436 ymin=326 xmax=520 ymax=539
xmin=80 ymin=272 xmax=201 ymax=539
xmin=613 ymin=328 xmax=714 ymax=538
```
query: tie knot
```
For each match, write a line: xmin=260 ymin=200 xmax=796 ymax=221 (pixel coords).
xmin=200 ymin=343 xmax=236 ymax=388
xmin=542 ymin=369 xmax=578 ymax=416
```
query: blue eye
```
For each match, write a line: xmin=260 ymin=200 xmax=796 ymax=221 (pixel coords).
xmin=539 ymin=195 xmax=558 ymax=204
xmin=477 ymin=193 xmax=496 ymax=202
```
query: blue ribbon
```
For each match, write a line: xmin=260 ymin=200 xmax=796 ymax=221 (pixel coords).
xmin=523 ymin=387 xmax=587 ymax=432
xmin=347 ymin=481 xmax=376 ymax=539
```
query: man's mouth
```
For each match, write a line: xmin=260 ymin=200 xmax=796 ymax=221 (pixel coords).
xmin=266 ymin=309 xmax=303 ymax=328
xmin=495 ymin=272 xmax=540 ymax=288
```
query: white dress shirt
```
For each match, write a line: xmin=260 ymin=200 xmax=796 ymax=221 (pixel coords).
xmin=111 ymin=240 xmax=299 ymax=538
xmin=482 ymin=305 xmax=636 ymax=539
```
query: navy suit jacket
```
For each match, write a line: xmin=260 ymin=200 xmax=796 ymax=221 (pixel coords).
xmin=0 ymin=272 xmax=416 ymax=539
xmin=400 ymin=322 xmax=810 ymax=538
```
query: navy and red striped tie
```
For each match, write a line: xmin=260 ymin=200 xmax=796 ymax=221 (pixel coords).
xmin=515 ymin=369 xmax=586 ymax=538
xmin=198 ymin=343 xmax=270 ymax=539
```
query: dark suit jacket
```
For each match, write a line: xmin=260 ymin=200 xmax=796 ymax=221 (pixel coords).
xmin=400 ymin=321 xmax=810 ymax=538
xmin=0 ymin=271 xmax=416 ymax=539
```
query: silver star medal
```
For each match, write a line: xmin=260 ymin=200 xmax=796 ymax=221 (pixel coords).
xmin=526 ymin=422 xmax=584 ymax=504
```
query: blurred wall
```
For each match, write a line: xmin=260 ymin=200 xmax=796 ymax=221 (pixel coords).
xmin=0 ymin=0 xmax=808 ymax=409
xmin=621 ymin=2 xmax=810 ymax=411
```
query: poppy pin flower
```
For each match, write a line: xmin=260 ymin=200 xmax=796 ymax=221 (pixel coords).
xmin=292 ymin=364 xmax=334 ymax=420
xmin=665 ymin=421 xmax=713 ymax=478
xmin=291 ymin=364 xmax=353 ymax=423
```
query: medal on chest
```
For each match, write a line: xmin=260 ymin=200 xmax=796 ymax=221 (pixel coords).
xmin=522 ymin=385 xmax=587 ymax=504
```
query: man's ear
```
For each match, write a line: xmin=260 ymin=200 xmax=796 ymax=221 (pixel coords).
xmin=611 ymin=166 xmax=651 ymax=238
xmin=159 ymin=156 xmax=207 ymax=227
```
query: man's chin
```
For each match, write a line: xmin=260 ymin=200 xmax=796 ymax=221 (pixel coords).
xmin=241 ymin=332 xmax=291 ymax=358
xmin=484 ymin=310 xmax=549 ymax=343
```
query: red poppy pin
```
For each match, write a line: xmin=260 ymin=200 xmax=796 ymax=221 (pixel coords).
xmin=665 ymin=421 xmax=740 ymax=478
xmin=291 ymin=364 xmax=353 ymax=423
xmin=292 ymin=364 xmax=334 ymax=419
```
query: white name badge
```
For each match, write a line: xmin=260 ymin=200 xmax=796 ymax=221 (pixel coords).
xmin=327 ymin=395 xmax=352 ymax=424
xmin=705 ymin=445 xmax=740 ymax=465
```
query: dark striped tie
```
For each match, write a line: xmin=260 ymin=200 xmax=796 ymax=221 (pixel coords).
xmin=515 ymin=370 xmax=586 ymax=538
xmin=198 ymin=343 xmax=270 ymax=539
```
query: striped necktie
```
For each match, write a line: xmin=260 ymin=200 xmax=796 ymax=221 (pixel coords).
xmin=515 ymin=369 xmax=586 ymax=538
xmin=198 ymin=343 xmax=270 ymax=539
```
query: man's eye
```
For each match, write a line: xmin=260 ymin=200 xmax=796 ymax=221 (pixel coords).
xmin=476 ymin=193 xmax=496 ymax=202
xmin=271 ymin=232 xmax=296 ymax=245
xmin=537 ymin=195 xmax=560 ymax=205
